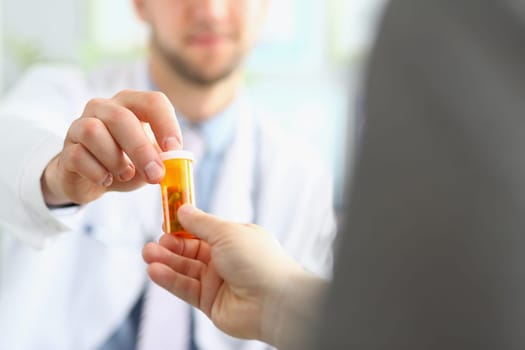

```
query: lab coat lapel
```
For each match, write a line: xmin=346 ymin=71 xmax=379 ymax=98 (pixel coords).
xmin=208 ymin=102 xmax=257 ymax=223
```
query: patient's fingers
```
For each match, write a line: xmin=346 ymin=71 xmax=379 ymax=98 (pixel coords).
xmin=158 ymin=233 xmax=211 ymax=264
xmin=143 ymin=242 xmax=203 ymax=279
xmin=147 ymin=263 xmax=201 ymax=308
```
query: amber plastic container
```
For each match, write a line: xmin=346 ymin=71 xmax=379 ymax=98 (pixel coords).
xmin=159 ymin=150 xmax=196 ymax=238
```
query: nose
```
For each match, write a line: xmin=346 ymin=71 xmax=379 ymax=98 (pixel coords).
xmin=193 ymin=0 xmax=230 ymax=22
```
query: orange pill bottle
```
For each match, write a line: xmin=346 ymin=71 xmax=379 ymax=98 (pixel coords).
xmin=159 ymin=150 xmax=197 ymax=238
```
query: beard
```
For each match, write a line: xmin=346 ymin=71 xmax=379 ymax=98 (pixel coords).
xmin=152 ymin=33 xmax=243 ymax=87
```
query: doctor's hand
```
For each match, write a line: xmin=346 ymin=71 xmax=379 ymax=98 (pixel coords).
xmin=41 ymin=90 xmax=182 ymax=206
xmin=142 ymin=204 xmax=309 ymax=345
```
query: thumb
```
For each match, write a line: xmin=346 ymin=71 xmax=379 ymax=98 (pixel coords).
xmin=177 ymin=204 xmax=226 ymax=243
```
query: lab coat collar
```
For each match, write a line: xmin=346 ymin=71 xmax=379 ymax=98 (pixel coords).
xmin=177 ymin=99 xmax=240 ymax=158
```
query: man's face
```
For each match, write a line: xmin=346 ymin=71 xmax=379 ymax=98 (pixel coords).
xmin=135 ymin=0 xmax=268 ymax=86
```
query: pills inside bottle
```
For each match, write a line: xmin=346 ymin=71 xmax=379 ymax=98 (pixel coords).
xmin=159 ymin=150 xmax=197 ymax=238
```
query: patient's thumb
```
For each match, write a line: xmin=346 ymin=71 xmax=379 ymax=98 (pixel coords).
xmin=177 ymin=204 xmax=225 ymax=242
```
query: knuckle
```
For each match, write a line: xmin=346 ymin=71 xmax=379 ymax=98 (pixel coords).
xmin=79 ymin=117 xmax=104 ymax=141
xmin=85 ymin=97 xmax=106 ymax=111
xmin=113 ymin=89 xmax=135 ymax=99
xmin=144 ymin=91 xmax=169 ymax=107
xmin=106 ymin=107 xmax=130 ymax=124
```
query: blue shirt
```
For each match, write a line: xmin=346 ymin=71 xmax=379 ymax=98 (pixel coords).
xmin=176 ymin=101 xmax=239 ymax=212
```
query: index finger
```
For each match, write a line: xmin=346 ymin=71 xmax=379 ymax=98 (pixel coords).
xmin=113 ymin=90 xmax=183 ymax=151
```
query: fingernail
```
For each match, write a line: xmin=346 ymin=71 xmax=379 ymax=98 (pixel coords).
xmin=102 ymin=173 xmax=113 ymax=187
xmin=144 ymin=161 xmax=164 ymax=182
xmin=164 ymin=136 xmax=182 ymax=151
xmin=119 ymin=164 xmax=135 ymax=182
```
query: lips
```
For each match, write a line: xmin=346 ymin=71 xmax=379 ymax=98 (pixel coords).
xmin=188 ymin=33 xmax=225 ymax=47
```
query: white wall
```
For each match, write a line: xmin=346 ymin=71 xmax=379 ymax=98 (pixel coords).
xmin=0 ymin=0 xmax=4 ymax=92
xmin=2 ymin=0 xmax=87 ymax=91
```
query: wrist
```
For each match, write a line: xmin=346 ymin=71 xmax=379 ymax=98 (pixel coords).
xmin=259 ymin=262 xmax=328 ymax=348
xmin=40 ymin=155 xmax=72 ymax=206
xmin=259 ymin=264 xmax=301 ymax=346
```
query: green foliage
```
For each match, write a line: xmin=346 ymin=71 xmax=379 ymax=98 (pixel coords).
xmin=5 ymin=36 xmax=48 ymax=68
xmin=79 ymin=42 xmax=147 ymax=69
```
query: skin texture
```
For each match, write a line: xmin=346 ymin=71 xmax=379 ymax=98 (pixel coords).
xmin=134 ymin=0 xmax=267 ymax=86
xmin=134 ymin=0 xmax=269 ymax=120
xmin=143 ymin=204 xmax=327 ymax=348
xmin=41 ymin=90 xmax=182 ymax=205
xmin=41 ymin=0 xmax=269 ymax=206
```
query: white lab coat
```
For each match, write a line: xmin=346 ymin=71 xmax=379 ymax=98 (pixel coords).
xmin=0 ymin=61 xmax=336 ymax=350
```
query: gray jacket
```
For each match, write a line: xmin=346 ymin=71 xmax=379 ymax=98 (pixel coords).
xmin=314 ymin=1 xmax=525 ymax=349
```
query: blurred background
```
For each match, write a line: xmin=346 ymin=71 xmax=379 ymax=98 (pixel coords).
xmin=0 ymin=0 xmax=387 ymax=209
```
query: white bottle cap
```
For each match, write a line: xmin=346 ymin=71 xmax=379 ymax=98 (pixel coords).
xmin=160 ymin=150 xmax=194 ymax=161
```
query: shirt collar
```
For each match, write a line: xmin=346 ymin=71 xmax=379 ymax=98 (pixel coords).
xmin=176 ymin=99 xmax=239 ymax=157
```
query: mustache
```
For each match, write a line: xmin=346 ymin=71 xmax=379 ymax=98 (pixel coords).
xmin=185 ymin=22 xmax=236 ymax=38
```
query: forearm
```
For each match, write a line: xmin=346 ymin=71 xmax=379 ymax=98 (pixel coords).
xmin=260 ymin=269 xmax=330 ymax=350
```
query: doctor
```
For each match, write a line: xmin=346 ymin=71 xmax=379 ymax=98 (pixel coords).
xmin=0 ymin=0 xmax=336 ymax=350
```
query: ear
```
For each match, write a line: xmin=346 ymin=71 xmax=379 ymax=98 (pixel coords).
xmin=133 ymin=0 xmax=147 ymax=21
